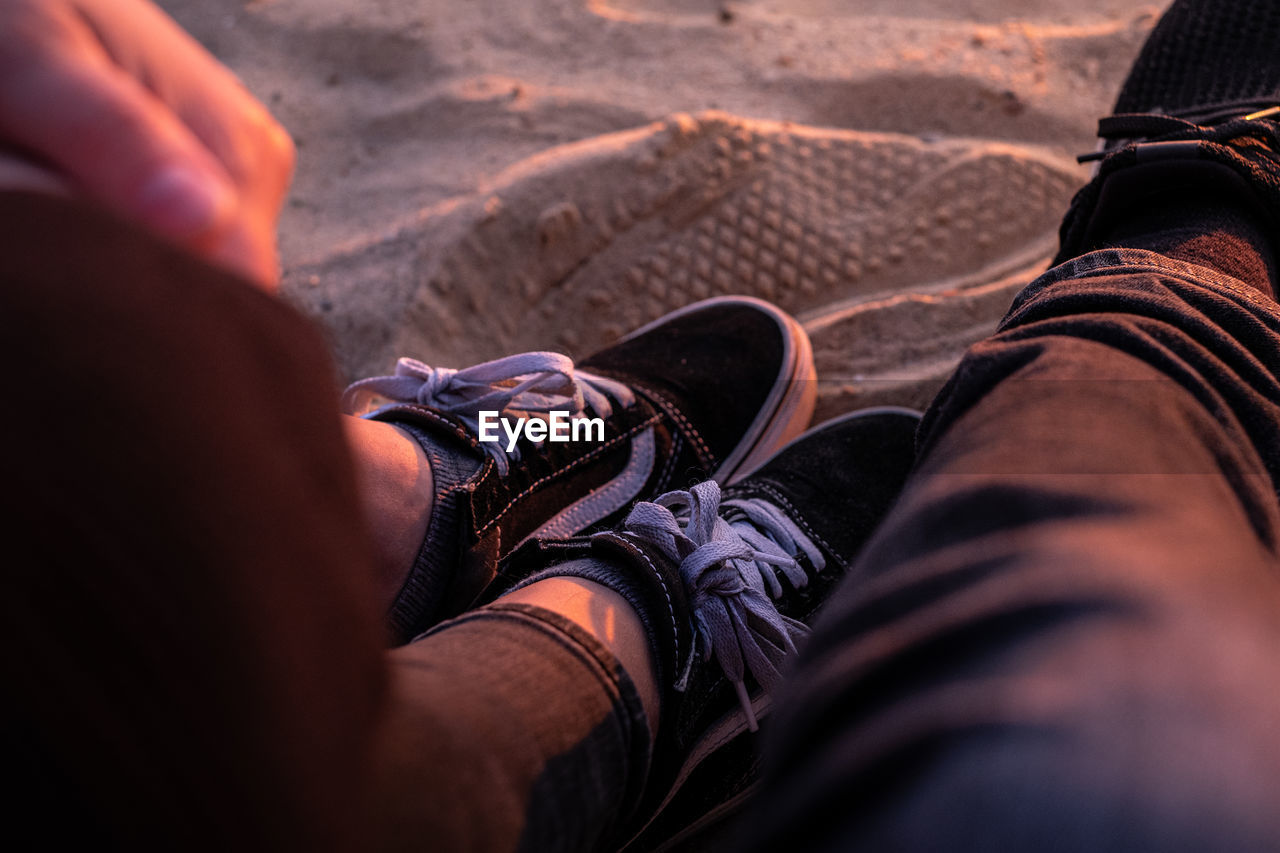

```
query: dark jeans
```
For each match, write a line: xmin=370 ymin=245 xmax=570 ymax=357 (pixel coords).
xmin=751 ymin=247 xmax=1280 ymax=851
xmin=5 ymin=189 xmax=1280 ymax=850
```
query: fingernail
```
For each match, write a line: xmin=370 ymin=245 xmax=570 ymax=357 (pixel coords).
xmin=137 ymin=165 xmax=233 ymax=238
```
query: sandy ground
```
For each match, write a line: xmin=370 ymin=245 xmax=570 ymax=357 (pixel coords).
xmin=157 ymin=0 xmax=1168 ymax=418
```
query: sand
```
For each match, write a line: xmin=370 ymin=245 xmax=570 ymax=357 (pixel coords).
xmin=156 ymin=0 xmax=1168 ymax=416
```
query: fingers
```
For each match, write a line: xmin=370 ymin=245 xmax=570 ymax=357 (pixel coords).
xmin=76 ymin=0 xmax=297 ymax=258
xmin=0 ymin=0 xmax=294 ymax=288
xmin=0 ymin=4 xmax=235 ymax=240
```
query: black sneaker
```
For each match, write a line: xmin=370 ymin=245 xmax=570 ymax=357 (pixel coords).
xmin=496 ymin=407 xmax=921 ymax=852
xmin=344 ymin=296 xmax=816 ymax=641
xmin=1054 ymin=0 xmax=1280 ymax=265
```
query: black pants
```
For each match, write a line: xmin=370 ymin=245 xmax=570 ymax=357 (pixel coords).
xmin=752 ymin=248 xmax=1280 ymax=851
xmin=6 ymin=190 xmax=1280 ymax=850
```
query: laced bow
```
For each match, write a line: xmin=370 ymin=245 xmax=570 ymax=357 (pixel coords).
xmin=342 ymin=352 xmax=635 ymax=475
xmin=621 ymin=480 xmax=825 ymax=731
xmin=1079 ymin=106 xmax=1280 ymax=163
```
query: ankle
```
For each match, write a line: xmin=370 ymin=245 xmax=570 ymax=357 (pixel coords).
xmin=343 ymin=417 xmax=435 ymax=608
xmin=502 ymin=575 xmax=661 ymax=737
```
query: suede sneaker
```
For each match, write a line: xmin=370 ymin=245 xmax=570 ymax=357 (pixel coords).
xmin=344 ymin=296 xmax=816 ymax=642
xmin=1054 ymin=0 xmax=1280 ymax=265
xmin=494 ymin=407 xmax=922 ymax=852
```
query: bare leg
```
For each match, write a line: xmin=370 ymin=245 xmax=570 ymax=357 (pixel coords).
xmin=504 ymin=577 xmax=662 ymax=735
xmin=342 ymin=416 xmax=434 ymax=610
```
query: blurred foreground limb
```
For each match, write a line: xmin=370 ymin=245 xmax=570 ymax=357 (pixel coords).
xmin=0 ymin=0 xmax=294 ymax=288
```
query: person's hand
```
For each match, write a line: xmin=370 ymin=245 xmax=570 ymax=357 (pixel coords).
xmin=0 ymin=0 xmax=295 ymax=288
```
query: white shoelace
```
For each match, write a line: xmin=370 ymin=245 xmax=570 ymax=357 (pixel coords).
xmin=342 ymin=352 xmax=636 ymax=475
xmin=621 ymin=480 xmax=825 ymax=730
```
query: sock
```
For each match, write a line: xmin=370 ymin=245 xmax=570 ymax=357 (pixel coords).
xmin=1105 ymin=193 xmax=1279 ymax=298
xmin=386 ymin=421 xmax=483 ymax=643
